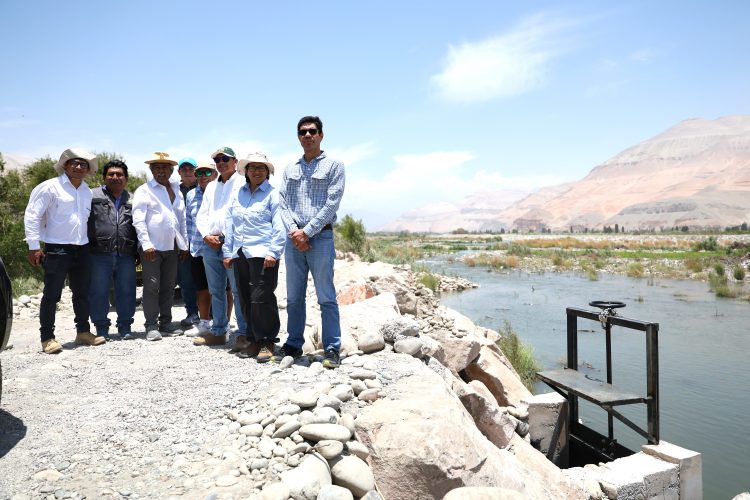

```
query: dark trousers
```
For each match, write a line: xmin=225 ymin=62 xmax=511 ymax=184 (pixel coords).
xmin=139 ymin=248 xmax=179 ymax=329
xmin=39 ymin=243 xmax=91 ymax=342
xmin=233 ymin=251 xmax=280 ymax=342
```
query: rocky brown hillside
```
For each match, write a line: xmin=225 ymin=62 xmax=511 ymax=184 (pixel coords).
xmin=382 ymin=115 xmax=750 ymax=232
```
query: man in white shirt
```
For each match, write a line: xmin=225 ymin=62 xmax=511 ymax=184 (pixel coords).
xmin=132 ymin=152 xmax=189 ymax=341
xmin=194 ymin=146 xmax=247 ymax=348
xmin=24 ymin=148 xmax=106 ymax=354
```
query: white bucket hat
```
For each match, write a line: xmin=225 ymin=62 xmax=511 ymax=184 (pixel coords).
xmin=238 ymin=152 xmax=275 ymax=176
xmin=53 ymin=148 xmax=98 ymax=175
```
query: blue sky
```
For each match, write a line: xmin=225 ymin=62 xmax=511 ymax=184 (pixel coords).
xmin=1 ymin=1 xmax=748 ymax=229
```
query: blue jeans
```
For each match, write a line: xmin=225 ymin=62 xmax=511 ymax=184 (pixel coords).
xmin=177 ymin=253 xmax=198 ymax=316
xmin=88 ymin=253 xmax=136 ymax=335
xmin=39 ymin=243 xmax=91 ymax=342
xmin=285 ymin=230 xmax=340 ymax=352
xmin=200 ymin=246 xmax=246 ymax=336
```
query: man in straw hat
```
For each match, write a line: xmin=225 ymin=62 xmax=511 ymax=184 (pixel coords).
xmin=24 ymin=148 xmax=106 ymax=354
xmin=132 ymin=152 xmax=189 ymax=341
xmin=194 ymin=146 xmax=248 ymax=348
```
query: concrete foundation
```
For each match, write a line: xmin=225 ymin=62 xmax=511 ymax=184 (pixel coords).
xmin=643 ymin=441 xmax=702 ymax=500
xmin=524 ymin=392 xmax=568 ymax=467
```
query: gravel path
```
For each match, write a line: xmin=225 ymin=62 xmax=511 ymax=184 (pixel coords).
xmin=0 ymin=264 xmax=388 ymax=500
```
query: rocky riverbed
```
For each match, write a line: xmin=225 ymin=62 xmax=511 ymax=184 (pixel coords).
xmin=0 ymin=255 xmax=626 ymax=499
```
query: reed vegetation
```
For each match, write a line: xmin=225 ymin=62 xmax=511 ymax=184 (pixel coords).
xmin=497 ymin=321 xmax=541 ymax=391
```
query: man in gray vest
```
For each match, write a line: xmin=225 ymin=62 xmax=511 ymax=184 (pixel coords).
xmin=87 ymin=159 xmax=138 ymax=340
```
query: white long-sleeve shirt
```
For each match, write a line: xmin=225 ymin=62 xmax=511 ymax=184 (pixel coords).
xmin=196 ymin=171 xmax=245 ymax=238
xmin=24 ymin=174 xmax=92 ymax=250
xmin=132 ymin=178 xmax=188 ymax=252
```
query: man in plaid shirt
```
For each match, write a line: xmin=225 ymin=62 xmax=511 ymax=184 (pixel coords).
xmin=275 ymin=116 xmax=345 ymax=368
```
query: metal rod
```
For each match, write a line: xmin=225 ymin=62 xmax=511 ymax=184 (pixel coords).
xmin=566 ymin=309 xmax=579 ymax=431
xmin=606 ymin=319 xmax=614 ymax=439
xmin=646 ymin=324 xmax=660 ymax=443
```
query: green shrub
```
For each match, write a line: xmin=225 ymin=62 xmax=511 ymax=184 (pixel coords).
xmin=714 ymin=263 xmax=725 ymax=277
xmin=334 ymin=214 xmax=368 ymax=256
xmin=685 ymin=257 xmax=703 ymax=273
xmin=497 ymin=321 xmax=541 ymax=391
xmin=693 ymin=236 xmax=718 ymax=251
xmin=417 ymin=271 xmax=440 ymax=292
xmin=733 ymin=266 xmax=745 ymax=281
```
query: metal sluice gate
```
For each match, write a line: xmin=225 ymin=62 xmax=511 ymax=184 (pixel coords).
xmin=536 ymin=301 xmax=659 ymax=465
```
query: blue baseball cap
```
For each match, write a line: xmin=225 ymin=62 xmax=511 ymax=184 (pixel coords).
xmin=178 ymin=157 xmax=197 ymax=168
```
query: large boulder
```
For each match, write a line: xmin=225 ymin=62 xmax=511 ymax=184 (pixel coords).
xmin=336 ymin=283 xmax=376 ymax=305
xmin=371 ymin=274 xmax=419 ymax=316
xmin=464 ymin=344 xmax=532 ymax=408
xmin=354 ymin=356 xmax=579 ymax=499
xmin=424 ymin=328 xmax=483 ymax=374
xmin=452 ymin=377 xmax=517 ymax=450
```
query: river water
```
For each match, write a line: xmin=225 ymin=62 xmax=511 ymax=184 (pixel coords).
xmin=425 ymin=256 xmax=749 ymax=499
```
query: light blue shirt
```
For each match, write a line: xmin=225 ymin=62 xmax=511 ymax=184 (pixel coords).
xmin=223 ymin=180 xmax=285 ymax=260
xmin=279 ymin=151 xmax=345 ymax=237
xmin=186 ymin=186 xmax=205 ymax=257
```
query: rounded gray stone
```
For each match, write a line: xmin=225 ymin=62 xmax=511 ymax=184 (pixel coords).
xmin=317 ymin=484 xmax=354 ymax=500
xmin=299 ymin=424 xmax=352 ymax=443
xmin=330 ymin=455 xmax=375 ymax=497
xmin=315 ymin=439 xmax=344 ymax=460
xmin=328 ymin=385 xmax=354 ymax=402
xmin=273 ymin=420 xmax=302 ymax=439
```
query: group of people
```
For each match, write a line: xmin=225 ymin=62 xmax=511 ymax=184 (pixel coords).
xmin=22 ymin=116 xmax=345 ymax=368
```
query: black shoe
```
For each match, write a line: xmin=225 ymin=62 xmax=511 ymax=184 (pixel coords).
xmin=323 ymin=349 xmax=340 ymax=369
xmin=269 ymin=343 xmax=303 ymax=363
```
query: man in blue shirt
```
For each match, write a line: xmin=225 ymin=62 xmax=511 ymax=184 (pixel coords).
xmin=275 ymin=116 xmax=345 ymax=368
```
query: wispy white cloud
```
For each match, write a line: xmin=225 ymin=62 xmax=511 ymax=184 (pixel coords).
xmin=431 ymin=13 xmax=578 ymax=102
xmin=341 ymin=150 xmax=567 ymax=227
xmin=630 ymin=48 xmax=655 ymax=62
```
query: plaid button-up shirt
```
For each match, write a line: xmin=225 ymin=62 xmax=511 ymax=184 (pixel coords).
xmin=279 ymin=151 xmax=345 ymax=237
xmin=186 ymin=186 xmax=205 ymax=257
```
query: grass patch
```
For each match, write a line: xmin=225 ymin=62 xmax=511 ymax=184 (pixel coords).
xmin=463 ymin=253 xmax=518 ymax=270
xmin=733 ymin=266 xmax=746 ymax=281
xmin=497 ymin=321 xmax=541 ymax=391
xmin=11 ymin=275 xmax=43 ymax=297
xmin=685 ymin=257 xmax=703 ymax=273
xmin=417 ymin=271 xmax=440 ymax=292
xmin=626 ymin=262 xmax=645 ymax=278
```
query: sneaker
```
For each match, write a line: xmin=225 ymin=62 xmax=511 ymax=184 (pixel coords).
xmin=269 ymin=344 xmax=303 ymax=364
xmin=146 ymin=329 xmax=162 ymax=341
xmin=75 ymin=332 xmax=107 ymax=346
xmin=180 ymin=313 xmax=199 ymax=328
xmin=323 ymin=349 xmax=340 ymax=369
xmin=41 ymin=338 xmax=63 ymax=354
xmin=256 ymin=342 xmax=275 ymax=363
xmin=159 ymin=323 xmax=184 ymax=336
xmin=197 ymin=319 xmax=211 ymax=334
xmin=192 ymin=333 xmax=226 ymax=346
xmin=121 ymin=331 xmax=136 ymax=340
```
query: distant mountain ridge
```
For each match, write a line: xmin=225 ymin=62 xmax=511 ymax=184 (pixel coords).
xmin=381 ymin=115 xmax=750 ymax=232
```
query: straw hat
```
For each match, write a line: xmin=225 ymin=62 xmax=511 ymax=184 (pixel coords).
xmin=144 ymin=152 xmax=178 ymax=166
xmin=53 ymin=148 xmax=98 ymax=175
xmin=238 ymin=152 xmax=275 ymax=176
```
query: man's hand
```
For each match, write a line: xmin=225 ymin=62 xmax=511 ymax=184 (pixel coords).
xmin=204 ymin=234 xmax=223 ymax=250
xmin=142 ymin=248 xmax=157 ymax=262
xmin=263 ymin=256 xmax=277 ymax=268
xmin=223 ymin=257 xmax=234 ymax=269
xmin=289 ymin=229 xmax=310 ymax=252
xmin=27 ymin=249 xmax=44 ymax=267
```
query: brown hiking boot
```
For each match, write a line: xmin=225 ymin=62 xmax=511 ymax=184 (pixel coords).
xmin=193 ymin=332 xmax=226 ymax=346
xmin=41 ymin=339 xmax=63 ymax=354
xmin=229 ymin=335 xmax=252 ymax=353
xmin=256 ymin=342 xmax=275 ymax=363
xmin=75 ymin=332 xmax=106 ymax=346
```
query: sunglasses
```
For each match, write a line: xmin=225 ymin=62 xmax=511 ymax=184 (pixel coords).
xmin=195 ymin=170 xmax=215 ymax=177
xmin=246 ymin=166 xmax=268 ymax=173
xmin=67 ymin=159 xmax=90 ymax=168
xmin=214 ymin=155 xmax=233 ymax=164
xmin=298 ymin=128 xmax=319 ymax=137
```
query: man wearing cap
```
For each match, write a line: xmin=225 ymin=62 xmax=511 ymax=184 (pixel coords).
xmin=274 ymin=116 xmax=345 ymax=369
xmin=132 ymin=152 xmax=189 ymax=341
xmin=24 ymin=148 xmax=105 ymax=354
xmin=176 ymin=157 xmax=200 ymax=330
xmin=194 ymin=147 xmax=248 ymax=348
xmin=185 ymin=163 xmax=218 ymax=336
xmin=87 ymin=159 xmax=138 ymax=340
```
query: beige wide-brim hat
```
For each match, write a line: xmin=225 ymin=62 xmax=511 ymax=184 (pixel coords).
xmin=144 ymin=151 xmax=178 ymax=166
xmin=53 ymin=148 xmax=98 ymax=175
xmin=238 ymin=152 xmax=275 ymax=176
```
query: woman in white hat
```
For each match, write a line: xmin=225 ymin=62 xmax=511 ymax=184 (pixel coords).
xmin=222 ymin=152 xmax=285 ymax=362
